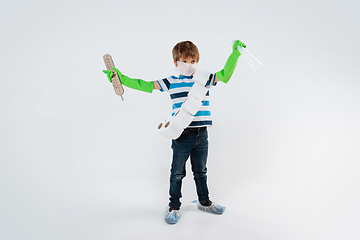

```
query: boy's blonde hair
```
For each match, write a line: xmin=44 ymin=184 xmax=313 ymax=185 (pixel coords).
xmin=172 ymin=41 xmax=200 ymax=62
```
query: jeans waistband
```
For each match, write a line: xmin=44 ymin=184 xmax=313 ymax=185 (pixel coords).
xmin=185 ymin=127 xmax=207 ymax=133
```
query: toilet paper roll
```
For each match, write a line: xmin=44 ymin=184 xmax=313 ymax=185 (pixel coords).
xmin=193 ymin=68 xmax=212 ymax=86
xmin=173 ymin=109 xmax=193 ymax=128
xmin=182 ymin=95 xmax=203 ymax=115
xmin=157 ymin=120 xmax=184 ymax=139
xmin=188 ymin=82 xmax=209 ymax=101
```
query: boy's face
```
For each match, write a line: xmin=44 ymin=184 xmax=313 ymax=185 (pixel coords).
xmin=174 ymin=56 xmax=197 ymax=67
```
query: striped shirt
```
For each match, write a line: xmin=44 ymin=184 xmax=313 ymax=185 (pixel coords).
xmin=157 ymin=73 xmax=217 ymax=127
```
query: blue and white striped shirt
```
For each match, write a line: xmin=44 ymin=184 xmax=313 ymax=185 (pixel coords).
xmin=157 ymin=73 xmax=217 ymax=127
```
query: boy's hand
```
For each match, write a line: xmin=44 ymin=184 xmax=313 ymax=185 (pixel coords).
xmin=103 ymin=69 xmax=114 ymax=82
xmin=232 ymin=40 xmax=247 ymax=56
xmin=103 ymin=67 xmax=122 ymax=83
xmin=233 ymin=40 xmax=246 ymax=50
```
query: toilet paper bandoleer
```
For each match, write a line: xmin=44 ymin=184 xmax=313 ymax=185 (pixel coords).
xmin=102 ymin=39 xmax=246 ymax=224
xmin=103 ymin=40 xmax=246 ymax=139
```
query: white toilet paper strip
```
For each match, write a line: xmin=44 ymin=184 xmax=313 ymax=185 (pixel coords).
xmin=192 ymin=68 xmax=212 ymax=86
xmin=188 ymin=82 xmax=209 ymax=101
xmin=173 ymin=109 xmax=193 ymax=128
xmin=157 ymin=69 xmax=212 ymax=139
xmin=181 ymin=95 xmax=203 ymax=116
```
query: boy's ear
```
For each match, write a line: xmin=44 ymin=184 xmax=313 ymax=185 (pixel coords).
xmin=174 ymin=61 xmax=177 ymax=67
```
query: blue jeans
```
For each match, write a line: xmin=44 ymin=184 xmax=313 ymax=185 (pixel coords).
xmin=169 ymin=127 xmax=209 ymax=208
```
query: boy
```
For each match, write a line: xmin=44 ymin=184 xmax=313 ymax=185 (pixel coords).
xmin=103 ymin=40 xmax=246 ymax=224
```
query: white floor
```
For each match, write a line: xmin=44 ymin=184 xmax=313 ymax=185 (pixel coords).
xmin=1 ymin=0 xmax=360 ymax=239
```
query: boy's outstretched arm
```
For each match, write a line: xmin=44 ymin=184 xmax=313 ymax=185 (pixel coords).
xmin=215 ymin=40 xmax=246 ymax=83
xmin=103 ymin=67 xmax=161 ymax=92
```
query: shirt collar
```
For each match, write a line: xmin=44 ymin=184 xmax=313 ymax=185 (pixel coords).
xmin=178 ymin=75 xmax=193 ymax=79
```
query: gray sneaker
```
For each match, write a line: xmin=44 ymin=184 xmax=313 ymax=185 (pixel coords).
xmin=192 ymin=200 xmax=226 ymax=215
xmin=164 ymin=206 xmax=181 ymax=224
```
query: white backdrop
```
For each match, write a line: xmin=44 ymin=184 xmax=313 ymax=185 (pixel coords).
xmin=1 ymin=0 xmax=359 ymax=239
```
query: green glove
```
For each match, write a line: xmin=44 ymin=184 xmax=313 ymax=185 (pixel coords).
xmin=103 ymin=67 xmax=153 ymax=93
xmin=216 ymin=40 xmax=246 ymax=84
xmin=103 ymin=69 xmax=114 ymax=82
